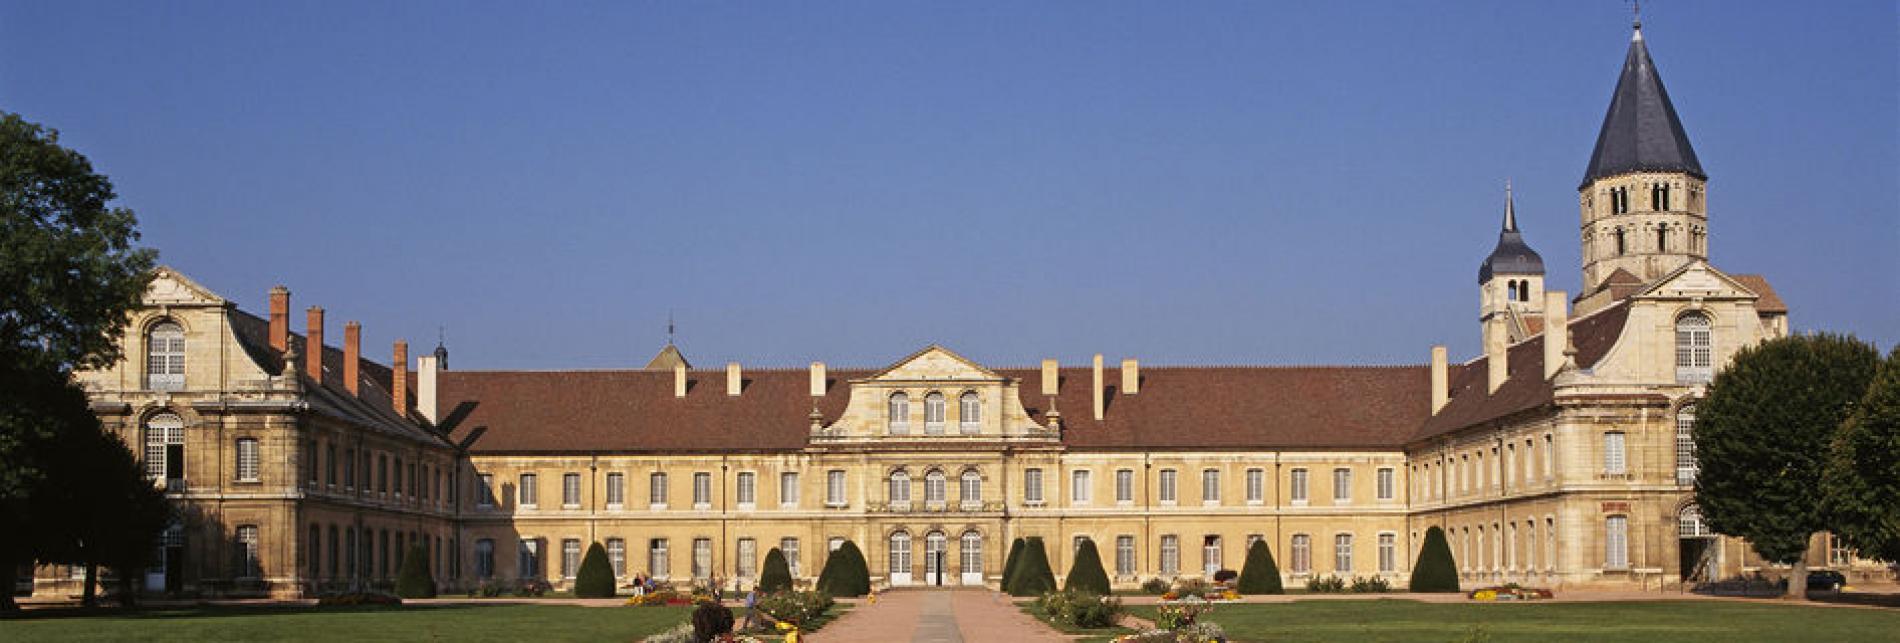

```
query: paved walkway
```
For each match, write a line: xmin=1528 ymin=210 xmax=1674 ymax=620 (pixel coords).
xmin=805 ymin=589 xmax=1067 ymax=643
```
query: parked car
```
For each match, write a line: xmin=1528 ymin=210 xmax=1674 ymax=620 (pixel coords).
xmin=1777 ymin=570 xmax=1848 ymax=592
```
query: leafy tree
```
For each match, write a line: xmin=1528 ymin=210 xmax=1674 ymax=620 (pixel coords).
xmin=999 ymin=537 xmax=1024 ymax=591
xmin=396 ymin=543 xmax=435 ymax=598
xmin=1697 ymin=334 xmax=1878 ymax=598
xmin=1823 ymin=346 xmax=1900 ymax=564
xmin=1409 ymin=526 xmax=1459 ymax=593
xmin=572 ymin=542 xmax=615 ymax=598
xmin=758 ymin=547 xmax=792 ymax=593
xmin=1006 ymin=537 xmax=1055 ymax=597
xmin=29 ymin=405 xmax=170 ymax=606
xmin=815 ymin=540 xmax=869 ymax=597
xmin=1063 ymin=539 xmax=1111 ymax=594
xmin=1236 ymin=538 xmax=1284 ymax=594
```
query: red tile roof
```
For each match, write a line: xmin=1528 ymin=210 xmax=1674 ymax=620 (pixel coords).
xmin=1411 ymin=301 xmax=1631 ymax=443
xmin=1731 ymin=274 xmax=1788 ymax=313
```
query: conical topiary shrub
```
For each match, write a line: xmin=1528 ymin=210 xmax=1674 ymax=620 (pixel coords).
xmin=573 ymin=542 xmax=616 ymax=598
xmin=1410 ymin=526 xmax=1460 ymax=593
xmin=759 ymin=547 xmax=793 ymax=593
xmin=395 ymin=543 xmax=435 ymax=598
xmin=816 ymin=540 xmax=870 ymax=597
xmin=1236 ymin=538 xmax=1284 ymax=594
xmin=1000 ymin=537 xmax=1025 ymax=591
xmin=1063 ymin=539 xmax=1111 ymax=594
xmin=1007 ymin=537 xmax=1056 ymax=596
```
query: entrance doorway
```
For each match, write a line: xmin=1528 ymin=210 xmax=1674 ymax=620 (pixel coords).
xmin=146 ymin=522 xmax=184 ymax=592
xmin=1678 ymin=506 xmax=1717 ymax=583
xmin=923 ymin=531 xmax=947 ymax=586
xmin=888 ymin=531 xmax=913 ymax=586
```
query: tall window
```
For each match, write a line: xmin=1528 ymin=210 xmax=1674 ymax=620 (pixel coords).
xmin=517 ymin=538 xmax=541 ymax=580
xmin=889 ymin=470 xmax=912 ymax=504
xmin=1676 ymin=313 xmax=1713 ymax=383
xmin=1158 ymin=469 xmax=1177 ymax=504
xmin=393 ymin=457 xmax=403 ymax=495
xmin=475 ymin=539 xmax=495 ymax=579
xmin=236 ymin=438 xmax=260 ymax=482
xmin=519 ymin=473 xmax=538 ymax=508
xmin=1603 ymin=432 xmax=1627 ymax=475
xmin=649 ymin=539 xmax=670 ymax=578
xmin=1072 ymin=469 xmax=1092 ymax=505
xmin=1676 ymin=406 xmax=1699 ymax=485
xmin=889 ymin=532 xmax=912 ymax=577
xmin=477 ymin=474 xmax=496 ymax=507
xmin=736 ymin=538 xmax=757 ymax=578
xmin=961 ymin=531 xmax=983 ymax=576
xmin=1115 ymin=535 xmax=1135 ymax=576
xmin=326 ymin=444 xmax=338 ymax=487
xmin=923 ymin=392 xmax=946 ymax=434
xmin=562 ymin=473 xmax=581 ymax=508
xmin=1291 ymin=534 xmax=1311 ymax=574
xmin=607 ymin=538 xmax=626 ymax=577
xmin=649 ymin=472 xmax=669 ymax=506
xmin=378 ymin=455 xmax=388 ymax=492
xmin=780 ymin=472 xmax=799 ymax=507
xmin=1289 ymin=468 xmax=1309 ymax=503
xmin=1376 ymin=468 xmax=1395 ymax=501
xmin=1246 ymin=468 xmax=1264 ymax=504
xmin=344 ymin=448 xmax=355 ymax=489
xmin=1115 ymin=469 xmax=1134 ymax=504
xmin=736 ymin=472 xmax=757 ymax=506
xmin=960 ymin=470 xmax=982 ymax=505
xmin=1333 ymin=468 xmax=1352 ymax=503
xmin=924 ymin=469 xmax=947 ymax=504
xmin=692 ymin=538 xmax=711 ymax=579
xmin=958 ymin=392 xmax=980 ymax=433
xmin=1378 ymin=533 xmax=1396 ymax=573
xmin=144 ymin=413 xmax=186 ymax=488
xmin=780 ymin=538 xmax=800 ymax=577
xmin=1023 ymin=468 xmax=1043 ymax=504
xmin=826 ymin=470 xmax=846 ymax=507
xmin=1202 ymin=535 xmax=1222 ymax=573
xmin=146 ymin=321 xmax=186 ymax=390
xmin=692 ymin=472 xmax=712 ymax=508
xmin=1201 ymin=469 xmax=1220 ymax=504
xmin=888 ymin=392 xmax=910 ymax=434
xmin=236 ymin=525 xmax=260 ymax=578
xmin=606 ymin=472 xmax=625 ymax=507
xmin=1160 ymin=535 xmax=1179 ymax=575
xmin=1605 ymin=516 xmax=1629 ymax=569
xmin=562 ymin=539 xmax=581 ymax=578
xmin=1334 ymin=534 xmax=1353 ymax=573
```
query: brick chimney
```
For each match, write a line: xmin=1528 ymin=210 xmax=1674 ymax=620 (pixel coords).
xmin=392 ymin=340 xmax=409 ymax=414
xmin=343 ymin=321 xmax=361 ymax=395
xmin=305 ymin=306 xmax=325 ymax=381
xmin=268 ymin=286 xmax=290 ymax=351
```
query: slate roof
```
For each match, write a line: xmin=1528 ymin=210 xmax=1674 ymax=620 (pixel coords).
xmin=1479 ymin=189 xmax=1545 ymax=283
xmin=1580 ymin=26 xmax=1704 ymax=188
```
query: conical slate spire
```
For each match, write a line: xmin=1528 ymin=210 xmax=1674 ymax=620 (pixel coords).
xmin=1579 ymin=23 xmax=1704 ymax=188
xmin=1479 ymin=183 xmax=1544 ymax=283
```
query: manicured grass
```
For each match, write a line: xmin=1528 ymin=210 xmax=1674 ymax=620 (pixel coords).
xmin=1128 ymin=598 xmax=1900 ymax=642
xmin=0 ymin=603 xmax=694 ymax=642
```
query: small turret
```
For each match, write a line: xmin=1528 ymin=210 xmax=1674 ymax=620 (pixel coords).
xmin=1479 ymin=183 xmax=1546 ymax=348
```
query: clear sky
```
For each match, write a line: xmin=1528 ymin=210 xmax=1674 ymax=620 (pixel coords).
xmin=3 ymin=1 xmax=1894 ymax=370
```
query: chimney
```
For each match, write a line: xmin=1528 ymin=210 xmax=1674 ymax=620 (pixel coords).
xmin=809 ymin=362 xmax=826 ymax=397
xmin=305 ymin=306 xmax=325 ymax=381
xmin=674 ymin=361 xmax=687 ymax=398
xmin=392 ymin=340 xmax=409 ymax=415
xmin=417 ymin=354 xmax=439 ymax=424
xmin=1430 ymin=345 xmax=1449 ymax=414
xmin=268 ymin=286 xmax=290 ymax=351
xmin=1041 ymin=359 xmax=1059 ymax=396
xmin=1121 ymin=359 xmax=1140 ymax=395
xmin=343 ymin=321 xmax=361 ymax=395
xmin=1092 ymin=354 xmax=1105 ymax=421
xmin=1544 ymin=291 xmax=1570 ymax=379
xmin=727 ymin=362 xmax=742 ymax=396
xmin=1485 ymin=317 xmax=1508 ymax=394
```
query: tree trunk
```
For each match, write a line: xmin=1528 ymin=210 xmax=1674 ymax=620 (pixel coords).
xmin=117 ymin=568 xmax=138 ymax=608
xmin=1787 ymin=558 xmax=1808 ymax=600
xmin=82 ymin=561 xmax=98 ymax=607
xmin=0 ymin=559 xmax=19 ymax=611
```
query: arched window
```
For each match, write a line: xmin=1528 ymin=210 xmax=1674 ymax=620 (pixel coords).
xmin=923 ymin=392 xmax=946 ymax=434
xmin=146 ymin=321 xmax=185 ymax=390
xmin=923 ymin=469 xmax=946 ymax=504
xmin=959 ymin=531 xmax=983 ymax=577
xmin=960 ymin=470 xmax=982 ymax=504
xmin=1675 ymin=313 xmax=1713 ymax=383
xmin=958 ymin=392 xmax=980 ymax=433
xmin=887 ymin=393 xmax=910 ymax=434
xmin=888 ymin=470 xmax=911 ymax=504
xmin=1676 ymin=405 xmax=1698 ymax=485
xmin=1657 ymin=222 xmax=1670 ymax=252
xmin=924 ymin=531 xmax=947 ymax=582
xmin=145 ymin=413 xmax=186 ymax=488
xmin=889 ymin=531 xmax=912 ymax=581
xmin=1679 ymin=505 xmax=1709 ymax=537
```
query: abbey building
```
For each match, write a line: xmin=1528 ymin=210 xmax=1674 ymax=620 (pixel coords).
xmin=33 ymin=23 xmax=1876 ymax=599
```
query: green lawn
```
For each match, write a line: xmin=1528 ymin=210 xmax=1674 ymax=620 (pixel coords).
xmin=1128 ymin=599 xmax=1900 ymax=642
xmin=0 ymin=603 xmax=694 ymax=642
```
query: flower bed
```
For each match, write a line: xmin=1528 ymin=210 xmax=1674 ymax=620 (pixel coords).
xmin=1467 ymin=584 xmax=1555 ymax=601
xmin=625 ymin=589 xmax=705 ymax=607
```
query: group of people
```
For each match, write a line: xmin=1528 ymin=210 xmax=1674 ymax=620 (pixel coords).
xmin=626 ymin=572 xmax=663 ymax=596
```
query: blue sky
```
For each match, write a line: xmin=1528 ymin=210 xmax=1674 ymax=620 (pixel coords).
xmin=3 ymin=1 xmax=1894 ymax=369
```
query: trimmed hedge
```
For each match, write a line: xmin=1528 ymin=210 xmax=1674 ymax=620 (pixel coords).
xmin=1000 ymin=538 xmax=1026 ymax=591
xmin=816 ymin=540 xmax=871 ymax=597
xmin=1063 ymin=539 xmax=1111 ymax=594
xmin=1236 ymin=538 xmax=1284 ymax=594
xmin=1006 ymin=537 xmax=1056 ymax=597
xmin=1410 ymin=526 xmax=1460 ymax=593
xmin=760 ymin=547 xmax=793 ymax=593
xmin=395 ymin=544 xmax=435 ymax=598
xmin=573 ymin=542 xmax=616 ymax=598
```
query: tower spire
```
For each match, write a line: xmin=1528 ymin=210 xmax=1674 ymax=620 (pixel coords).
xmin=1503 ymin=179 xmax=1518 ymax=232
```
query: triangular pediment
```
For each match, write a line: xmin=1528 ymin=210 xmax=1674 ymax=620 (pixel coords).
xmin=868 ymin=344 xmax=1002 ymax=382
xmin=1634 ymin=262 xmax=1758 ymax=302
xmin=144 ymin=267 xmax=227 ymax=307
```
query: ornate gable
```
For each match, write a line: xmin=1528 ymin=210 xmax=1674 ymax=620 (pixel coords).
xmin=1631 ymin=262 xmax=1759 ymax=304
xmin=144 ymin=266 xmax=227 ymax=307
xmin=868 ymin=344 xmax=1004 ymax=383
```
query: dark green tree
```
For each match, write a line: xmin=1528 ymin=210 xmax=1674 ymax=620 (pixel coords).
xmin=1063 ymin=538 xmax=1111 ymax=594
xmin=1697 ymin=334 xmax=1878 ymax=598
xmin=815 ymin=540 xmax=869 ymax=597
xmin=1006 ymin=537 xmax=1055 ymax=597
xmin=1823 ymin=346 xmax=1900 ymax=564
xmin=1236 ymin=538 xmax=1284 ymax=594
xmin=29 ymin=407 xmax=170 ymax=606
xmin=1409 ymin=526 xmax=1459 ymax=593
xmin=572 ymin=542 xmax=616 ymax=598
xmin=758 ymin=547 xmax=792 ymax=593
xmin=999 ymin=537 xmax=1024 ymax=591
xmin=395 ymin=543 xmax=435 ymax=598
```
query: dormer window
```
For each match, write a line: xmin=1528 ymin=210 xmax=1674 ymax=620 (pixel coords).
xmin=146 ymin=321 xmax=185 ymax=391
xmin=958 ymin=392 xmax=980 ymax=434
xmin=887 ymin=392 xmax=910 ymax=435
xmin=923 ymin=392 xmax=946 ymax=435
